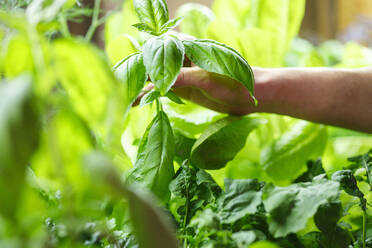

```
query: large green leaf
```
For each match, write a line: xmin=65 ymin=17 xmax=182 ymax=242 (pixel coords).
xmin=3 ymin=33 xmax=55 ymax=96
xmin=3 ymin=35 xmax=34 ymax=77
xmin=114 ymin=53 xmax=147 ymax=112
xmin=261 ymin=121 xmax=327 ymax=185
xmin=210 ymin=0 xmax=306 ymax=67
xmin=163 ymin=99 xmax=222 ymax=139
xmin=176 ymin=3 xmax=215 ymax=38
xmin=126 ymin=111 xmax=175 ymax=202
xmin=314 ymin=201 xmax=343 ymax=233
xmin=143 ymin=35 xmax=184 ymax=95
xmin=133 ymin=0 xmax=169 ymax=33
xmin=183 ymin=39 xmax=255 ymax=96
xmin=190 ymin=116 xmax=262 ymax=170
xmin=263 ymin=178 xmax=340 ymax=238
xmin=53 ymin=39 xmax=124 ymax=148
xmin=173 ymin=130 xmax=196 ymax=164
xmin=219 ymin=179 xmax=262 ymax=224
xmin=0 ymin=76 xmax=40 ymax=218
xmin=106 ymin=34 xmax=137 ymax=65
xmin=212 ymin=0 xmax=250 ymax=28
xmin=31 ymin=109 xmax=95 ymax=191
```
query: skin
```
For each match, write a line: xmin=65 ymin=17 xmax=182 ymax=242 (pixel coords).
xmin=138 ymin=66 xmax=372 ymax=133
xmin=171 ymin=67 xmax=372 ymax=133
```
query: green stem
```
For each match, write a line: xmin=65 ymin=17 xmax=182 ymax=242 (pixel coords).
xmin=182 ymin=161 xmax=190 ymax=248
xmin=156 ymin=98 xmax=163 ymax=113
xmin=58 ymin=14 xmax=71 ymax=38
xmin=362 ymin=159 xmax=372 ymax=191
xmin=84 ymin=0 xmax=101 ymax=41
xmin=363 ymin=210 xmax=367 ymax=248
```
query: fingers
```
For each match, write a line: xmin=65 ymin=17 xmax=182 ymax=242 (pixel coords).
xmin=132 ymin=83 xmax=154 ymax=107
xmin=132 ymin=67 xmax=205 ymax=107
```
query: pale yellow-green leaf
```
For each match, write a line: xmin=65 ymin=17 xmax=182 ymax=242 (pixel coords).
xmin=106 ymin=35 xmax=137 ymax=65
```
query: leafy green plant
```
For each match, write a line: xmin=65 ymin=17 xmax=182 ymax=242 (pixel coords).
xmin=115 ymin=0 xmax=257 ymax=201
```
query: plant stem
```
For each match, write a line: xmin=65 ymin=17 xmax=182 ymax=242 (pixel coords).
xmin=58 ymin=14 xmax=71 ymax=38
xmin=156 ymin=98 xmax=163 ymax=113
xmin=182 ymin=161 xmax=190 ymax=248
xmin=361 ymin=158 xmax=372 ymax=191
xmin=85 ymin=0 xmax=101 ymax=41
xmin=363 ymin=210 xmax=367 ymax=248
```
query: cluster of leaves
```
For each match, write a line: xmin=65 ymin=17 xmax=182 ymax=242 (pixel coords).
xmin=167 ymin=153 xmax=372 ymax=248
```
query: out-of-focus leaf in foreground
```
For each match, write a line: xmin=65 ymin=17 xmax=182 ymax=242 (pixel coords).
xmin=84 ymin=152 xmax=178 ymax=248
xmin=0 ymin=76 xmax=40 ymax=218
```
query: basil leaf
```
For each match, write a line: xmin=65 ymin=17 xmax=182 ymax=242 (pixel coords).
xmin=133 ymin=0 xmax=169 ymax=33
xmin=127 ymin=111 xmax=175 ymax=203
xmin=140 ymin=90 xmax=161 ymax=107
xmin=132 ymin=22 xmax=159 ymax=35
xmin=261 ymin=121 xmax=327 ymax=185
xmin=263 ymin=179 xmax=340 ymax=238
xmin=143 ymin=35 xmax=184 ymax=95
xmin=166 ymin=90 xmax=184 ymax=105
xmin=183 ymin=39 xmax=255 ymax=98
xmin=314 ymin=201 xmax=343 ymax=233
xmin=190 ymin=116 xmax=262 ymax=170
xmin=173 ymin=131 xmax=196 ymax=164
xmin=331 ymin=170 xmax=364 ymax=199
xmin=0 ymin=76 xmax=40 ymax=218
xmin=159 ymin=17 xmax=183 ymax=34
xmin=114 ymin=53 xmax=147 ymax=112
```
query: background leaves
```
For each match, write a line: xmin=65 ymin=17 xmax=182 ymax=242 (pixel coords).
xmin=190 ymin=116 xmax=262 ymax=170
xmin=0 ymin=76 xmax=40 ymax=218
xmin=261 ymin=121 xmax=328 ymax=185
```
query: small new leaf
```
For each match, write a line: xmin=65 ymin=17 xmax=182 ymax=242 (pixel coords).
xmin=140 ymin=90 xmax=161 ymax=107
xmin=166 ymin=90 xmax=184 ymax=104
xmin=159 ymin=17 xmax=184 ymax=34
xmin=132 ymin=23 xmax=159 ymax=35
xmin=133 ymin=0 xmax=169 ymax=33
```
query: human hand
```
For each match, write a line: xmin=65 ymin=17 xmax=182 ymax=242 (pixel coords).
xmin=136 ymin=66 xmax=266 ymax=115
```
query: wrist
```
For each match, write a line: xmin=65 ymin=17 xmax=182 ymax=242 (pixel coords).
xmin=251 ymin=68 xmax=281 ymax=113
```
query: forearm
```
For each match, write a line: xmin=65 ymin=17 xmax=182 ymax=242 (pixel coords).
xmin=255 ymin=67 xmax=372 ymax=133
